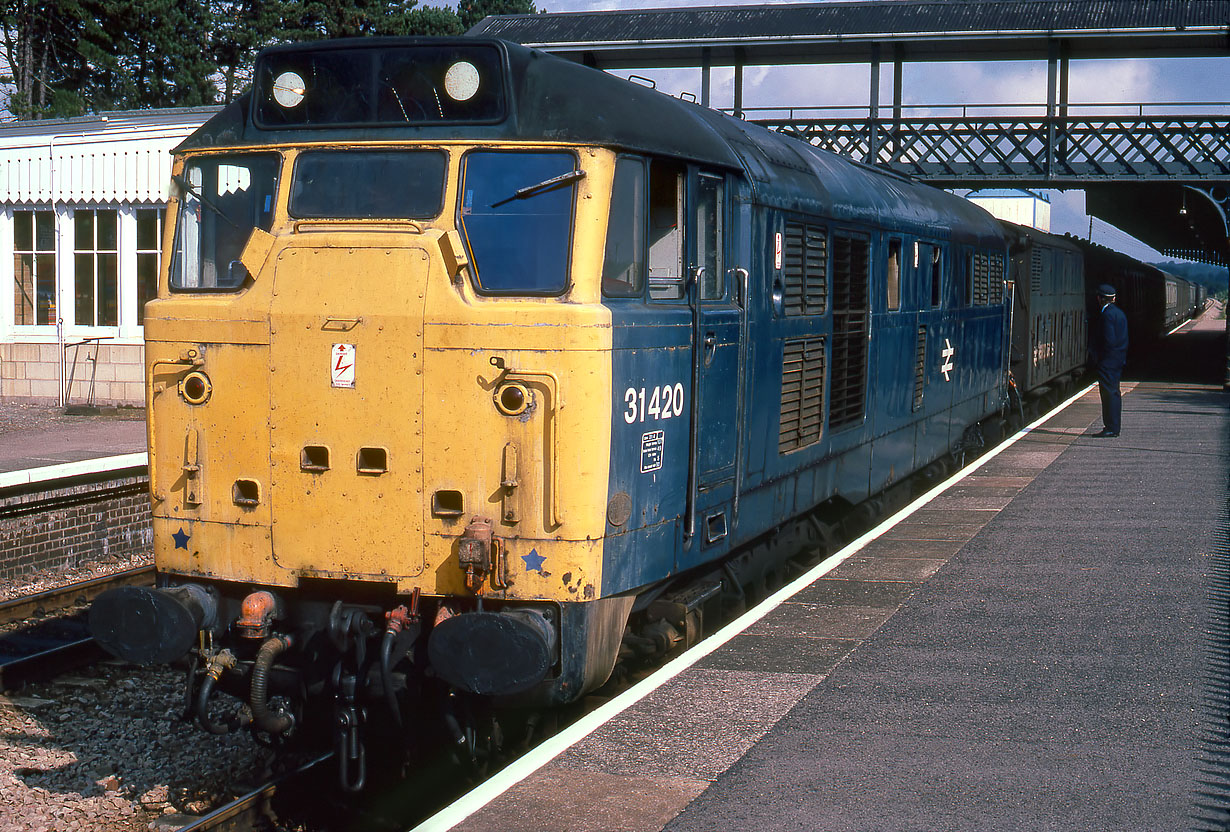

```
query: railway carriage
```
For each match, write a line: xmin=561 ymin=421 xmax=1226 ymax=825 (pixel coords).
xmin=92 ymin=37 xmax=1015 ymax=784
xmin=1072 ymin=237 xmax=1197 ymax=350
xmin=1002 ymin=222 xmax=1087 ymax=402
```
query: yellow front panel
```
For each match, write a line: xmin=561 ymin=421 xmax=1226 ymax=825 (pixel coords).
xmin=268 ymin=243 xmax=429 ymax=580
xmin=149 ymin=341 xmax=273 ymax=525
xmin=147 ymin=143 xmax=625 ymax=602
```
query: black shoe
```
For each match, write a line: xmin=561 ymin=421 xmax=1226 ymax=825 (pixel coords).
xmin=1092 ymin=429 xmax=1119 ymax=438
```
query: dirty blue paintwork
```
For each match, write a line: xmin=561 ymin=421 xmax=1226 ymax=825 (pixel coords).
xmin=597 ymin=84 xmax=1012 ymax=599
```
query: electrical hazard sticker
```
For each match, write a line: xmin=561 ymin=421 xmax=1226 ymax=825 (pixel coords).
xmin=640 ymin=430 xmax=664 ymax=473
xmin=331 ymin=344 xmax=355 ymax=388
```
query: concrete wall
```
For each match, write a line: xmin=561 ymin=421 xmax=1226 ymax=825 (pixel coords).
xmin=0 ymin=342 xmax=145 ymax=405
xmin=0 ymin=470 xmax=151 ymax=584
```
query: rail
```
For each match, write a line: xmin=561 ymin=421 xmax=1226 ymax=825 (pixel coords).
xmin=176 ymin=753 xmax=333 ymax=832
xmin=0 ymin=564 xmax=154 ymax=624
xmin=0 ymin=566 xmax=156 ymax=690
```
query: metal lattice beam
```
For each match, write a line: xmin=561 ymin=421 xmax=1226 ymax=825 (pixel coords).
xmin=760 ymin=116 xmax=1230 ymax=186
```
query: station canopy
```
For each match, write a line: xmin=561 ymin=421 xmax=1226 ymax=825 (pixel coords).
xmin=468 ymin=0 xmax=1230 ymax=67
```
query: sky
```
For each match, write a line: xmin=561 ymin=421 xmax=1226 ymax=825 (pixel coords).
xmin=517 ymin=0 xmax=1230 ymax=263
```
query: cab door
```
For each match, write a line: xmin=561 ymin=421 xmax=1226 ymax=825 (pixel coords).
xmin=683 ymin=169 xmax=741 ymax=563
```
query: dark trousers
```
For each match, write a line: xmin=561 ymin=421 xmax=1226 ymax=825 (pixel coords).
xmin=1097 ymin=363 xmax=1123 ymax=434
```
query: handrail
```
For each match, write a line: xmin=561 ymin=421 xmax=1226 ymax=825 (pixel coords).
xmin=728 ymin=100 xmax=1230 ymax=120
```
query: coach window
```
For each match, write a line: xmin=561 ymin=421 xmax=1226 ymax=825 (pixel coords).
xmin=602 ymin=156 xmax=646 ymax=297
xmin=458 ymin=150 xmax=578 ymax=295
xmin=169 ymin=152 xmax=280 ymax=292
xmin=648 ymin=160 xmax=685 ymax=300
xmin=886 ymin=239 xmax=901 ymax=310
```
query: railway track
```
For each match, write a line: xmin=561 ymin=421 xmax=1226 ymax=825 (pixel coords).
xmin=0 ymin=564 xmax=154 ymax=626
xmin=174 ymin=754 xmax=334 ymax=832
xmin=0 ymin=565 xmax=154 ymax=690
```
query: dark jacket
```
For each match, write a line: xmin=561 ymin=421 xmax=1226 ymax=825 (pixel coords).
xmin=1095 ymin=302 xmax=1129 ymax=370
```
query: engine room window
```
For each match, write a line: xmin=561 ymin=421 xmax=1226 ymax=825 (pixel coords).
xmin=648 ymin=160 xmax=684 ymax=300
xmin=602 ymin=157 xmax=646 ymax=297
xmin=696 ymin=173 xmax=724 ymax=301
xmin=921 ymin=243 xmax=942 ymax=307
xmin=290 ymin=150 xmax=446 ymax=219
xmin=458 ymin=150 xmax=577 ymax=295
xmin=886 ymin=239 xmax=901 ymax=310
xmin=169 ymin=153 xmax=280 ymax=292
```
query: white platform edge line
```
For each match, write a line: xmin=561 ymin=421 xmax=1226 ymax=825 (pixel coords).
xmin=410 ymin=382 xmax=1098 ymax=832
xmin=0 ymin=452 xmax=149 ymax=490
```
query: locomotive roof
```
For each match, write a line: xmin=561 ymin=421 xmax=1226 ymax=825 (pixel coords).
xmin=180 ymin=37 xmax=1002 ymax=247
xmin=998 ymin=220 xmax=1085 ymax=256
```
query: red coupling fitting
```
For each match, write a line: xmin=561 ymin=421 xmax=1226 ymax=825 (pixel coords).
xmin=236 ymin=590 xmax=279 ymax=639
xmin=385 ymin=588 xmax=421 ymax=637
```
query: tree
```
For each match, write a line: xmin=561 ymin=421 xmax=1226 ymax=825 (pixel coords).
xmin=0 ymin=0 xmax=102 ymax=118
xmin=457 ymin=0 xmax=536 ymax=33
xmin=281 ymin=0 xmax=463 ymax=40
xmin=1 ymin=0 xmax=477 ymax=117
xmin=2 ymin=0 xmax=216 ymax=117
xmin=210 ymin=0 xmax=290 ymax=104
xmin=97 ymin=0 xmax=217 ymax=109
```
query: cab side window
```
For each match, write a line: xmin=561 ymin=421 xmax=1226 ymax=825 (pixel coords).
xmin=602 ymin=157 xmax=646 ymax=297
xmin=648 ymin=160 xmax=685 ymax=300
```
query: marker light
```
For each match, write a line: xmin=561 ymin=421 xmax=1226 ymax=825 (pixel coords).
xmin=272 ymin=71 xmax=306 ymax=108
xmin=444 ymin=61 xmax=480 ymax=102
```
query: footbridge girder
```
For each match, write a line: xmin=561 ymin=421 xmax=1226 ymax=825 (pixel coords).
xmin=473 ymin=0 xmax=1230 ymax=264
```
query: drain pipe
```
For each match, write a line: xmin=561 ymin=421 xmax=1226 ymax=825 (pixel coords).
xmin=49 ymin=133 xmax=65 ymax=407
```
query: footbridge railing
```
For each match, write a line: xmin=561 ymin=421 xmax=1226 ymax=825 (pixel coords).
xmin=742 ymin=102 xmax=1230 ymax=187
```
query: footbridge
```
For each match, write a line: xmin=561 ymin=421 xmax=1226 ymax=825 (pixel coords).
xmin=471 ymin=0 xmax=1230 ymax=264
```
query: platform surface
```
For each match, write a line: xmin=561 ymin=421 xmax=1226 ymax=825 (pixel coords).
xmin=451 ymin=376 xmax=1228 ymax=832
xmin=0 ymin=404 xmax=145 ymax=475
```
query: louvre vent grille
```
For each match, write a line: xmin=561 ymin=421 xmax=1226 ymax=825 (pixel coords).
xmin=783 ymin=221 xmax=828 ymax=316
xmin=989 ymin=253 xmax=1005 ymax=304
xmin=830 ymin=232 xmax=869 ymax=431
xmin=779 ymin=337 xmax=826 ymax=453
xmin=912 ymin=325 xmax=927 ymax=411
xmin=972 ymin=252 xmax=989 ymax=305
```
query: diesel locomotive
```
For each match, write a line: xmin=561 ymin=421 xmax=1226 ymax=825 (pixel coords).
xmin=91 ymin=36 xmax=1165 ymax=786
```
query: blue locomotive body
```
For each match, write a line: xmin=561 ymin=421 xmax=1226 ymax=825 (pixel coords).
xmin=597 ymin=104 xmax=1011 ymax=597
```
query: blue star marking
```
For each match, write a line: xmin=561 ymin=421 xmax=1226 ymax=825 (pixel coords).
xmin=521 ymin=548 xmax=545 ymax=573
xmin=172 ymin=527 xmax=191 ymax=550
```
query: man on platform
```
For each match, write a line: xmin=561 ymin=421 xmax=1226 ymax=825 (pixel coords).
xmin=1091 ymin=284 xmax=1129 ymax=438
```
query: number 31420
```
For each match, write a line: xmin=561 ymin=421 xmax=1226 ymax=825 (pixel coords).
xmin=623 ymin=383 xmax=684 ymax=424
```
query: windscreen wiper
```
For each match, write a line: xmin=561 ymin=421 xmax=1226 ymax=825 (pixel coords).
xmin=172 ymin=174 xmax=241 ymax=229
xmin=491 ymin=169 xmax=586 ymax=208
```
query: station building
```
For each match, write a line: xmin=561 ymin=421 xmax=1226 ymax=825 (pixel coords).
xmin=0 ymin=108 xmax=216 ymax=406
xmin=966 ymin=188 xmax=1052 ymax=233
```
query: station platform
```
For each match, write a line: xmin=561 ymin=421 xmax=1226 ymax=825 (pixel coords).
xmin=435 ymin=376 xmax=1229 ymax=832
xmin=0 ymin=403 xmax=145 ymax=482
